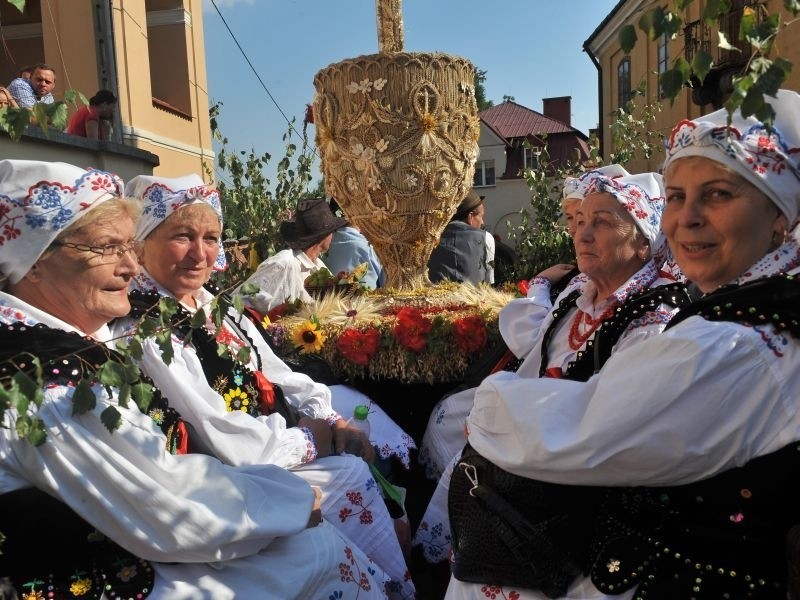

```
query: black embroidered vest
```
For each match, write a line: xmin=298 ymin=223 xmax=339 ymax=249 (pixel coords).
xmin=539 ymin=283 xmax=691 ymax=381
xmin=588 ymin=274 xmax=800 ymax=598
xmin=0 ymin=322 xmax=159 ymax=599
xmin=127 ymin=287 xmax=299 ymax=427
xmin=590 ymin=443 xmax=800 ymax=599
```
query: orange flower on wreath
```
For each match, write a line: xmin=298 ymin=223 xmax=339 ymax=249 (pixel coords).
xmin=393 ymin=307 xmax=432 ymax=352
xmin=452 ymin=314 xmax=488 ymax=354
xmin=337 ymin=328 xmax=381 ymax=366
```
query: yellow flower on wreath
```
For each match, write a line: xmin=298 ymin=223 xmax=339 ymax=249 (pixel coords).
xmin=292 ymin=318 xmax=327 ymax=354
xmin=224 ymin=387 xmax=250 ymax=412
xmin=69 ymin=577 xmax=93 ymax=596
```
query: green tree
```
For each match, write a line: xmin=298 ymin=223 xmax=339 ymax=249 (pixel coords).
xmin=210 ymin=103 xmax=316 ymax=287
xmin=474 ymin=68 xmax=493 ymax=111
xmin=504 ymin=141 xmax=577 ymax=281
xmin=608 ymin=83 xmax=664 ymax=166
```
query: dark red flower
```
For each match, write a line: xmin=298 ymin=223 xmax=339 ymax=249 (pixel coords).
xmin=452 ymin=315 xmax=488 ymax=354
xmin=337 ymin=328 xmax=381 ymax=365
xmin=393 ymin=307 xmax=432 ymax=352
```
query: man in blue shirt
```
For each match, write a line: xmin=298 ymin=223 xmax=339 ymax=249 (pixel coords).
xmin=8 ymin=63 xmax=55 ymax=109
xmin=324 ymin=199 xmax=386 ymax=289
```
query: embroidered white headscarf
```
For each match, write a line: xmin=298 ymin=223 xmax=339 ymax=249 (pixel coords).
xmin=0 ymin=160 xmax=123 ymax=284
xmin=663 ymin=88 xmax=800 ymax=223
xmin=562 ymin=164 xmax=630 ymax=202
xmin=126 ymin=174 xmax=227 ymax=271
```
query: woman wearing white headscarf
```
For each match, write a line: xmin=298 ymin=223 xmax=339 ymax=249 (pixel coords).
xmin=111 ymin=174 xmax=414 ymax=598
xmin=413 ymin=168 xmax=687 ymax=564
xmin=445 ymin=90 xmax=800 ymax=600
xmin=0 ymin=160 xmax=388 ymax=599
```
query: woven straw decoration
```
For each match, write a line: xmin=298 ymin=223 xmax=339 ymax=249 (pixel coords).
xmin=313 ymin=53 xmax=479 ymax=290
xmin=313 ymin=1 xmax=479 ymax=290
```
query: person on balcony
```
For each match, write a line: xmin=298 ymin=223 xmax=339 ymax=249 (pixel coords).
xmin=7 ymin=63 xmax=55 ymax=109
xmin=67 ymin=89 xmax=116 ymax=140
xmin=0 ymin=86 xmax=18 ymax=110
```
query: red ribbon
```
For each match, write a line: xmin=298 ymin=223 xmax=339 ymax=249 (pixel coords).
xmin=253 ymin=370 xmax=276 ymax=414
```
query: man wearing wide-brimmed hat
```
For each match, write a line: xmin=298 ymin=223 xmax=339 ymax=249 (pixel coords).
xmin=239 ymin=198 xmax=348 ymax=314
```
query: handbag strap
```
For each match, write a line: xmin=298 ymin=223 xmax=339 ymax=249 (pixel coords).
xmin=458 ymin=461 xmax=581 ymax=590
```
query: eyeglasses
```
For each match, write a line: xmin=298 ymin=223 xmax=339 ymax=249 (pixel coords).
xmin=54 ymin=240 xmax=142 ymax=260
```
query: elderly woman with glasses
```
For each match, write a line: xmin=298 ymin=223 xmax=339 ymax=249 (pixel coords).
xmin=110 ymin=174 xmax=414 ymax=598
xmin=444 ymin=90 xmax=800 ymax=600
xmin=0 ymin=160 xmax=388 ymax=598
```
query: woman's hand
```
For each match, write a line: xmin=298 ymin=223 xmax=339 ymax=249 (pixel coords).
xmin=298 ymin=417 xmax=333 ymax=458
xmin=332 ymin=419 xmax=375 ymax=463
xmin=535 ymin=263 xmax=576 ymax=284
xmin=306 ymin=486 xmax=323 ymax=528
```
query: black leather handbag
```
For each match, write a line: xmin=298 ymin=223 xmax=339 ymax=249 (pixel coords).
xmin=448 ymin=444 xmax=600 ymax=597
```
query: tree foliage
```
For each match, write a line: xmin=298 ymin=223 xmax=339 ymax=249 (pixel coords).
xmin=474 ymin=68 xmax=493 ymax=111
xmin=618 ymin=0 xmax=798 ymax=128
xmin=505 ymin=140 xmax=576 ymax=281
xmin=209 ymin=102 xmax=316 ymax=287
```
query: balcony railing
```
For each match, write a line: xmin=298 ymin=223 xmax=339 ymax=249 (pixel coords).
xmin=684 ymin=1 xmax=762 ymax=67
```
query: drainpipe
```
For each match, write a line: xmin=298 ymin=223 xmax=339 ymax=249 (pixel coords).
xmin=583 ymin=42 xmax=603 ymax=161
xmin=93 ymin=0 xmax=122 ymax=143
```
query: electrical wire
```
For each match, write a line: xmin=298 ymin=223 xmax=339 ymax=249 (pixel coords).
xmin=208 ymin=0 xmax=316 ymax=157
xmin=43 ymin=0 xmax=71 ymax=89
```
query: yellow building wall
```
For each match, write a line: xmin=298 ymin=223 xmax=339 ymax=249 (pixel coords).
xmin=592 ymin=0 xmax=800 ymax=174
xmin=112 ymin=0 xmax=214 ymax=179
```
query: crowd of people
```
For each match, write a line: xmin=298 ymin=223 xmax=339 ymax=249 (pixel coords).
xmin=2 ymin=63 xmax=116 ymax=140
xmin=0 ymin=86 xmax=798 ymax=600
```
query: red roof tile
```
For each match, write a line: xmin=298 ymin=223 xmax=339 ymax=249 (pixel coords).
xmin=480 ymin=100 xmax=576 ymax=139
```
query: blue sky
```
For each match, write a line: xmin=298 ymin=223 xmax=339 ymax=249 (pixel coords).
xmin=202 ymin=0 xmax=620 ymax=183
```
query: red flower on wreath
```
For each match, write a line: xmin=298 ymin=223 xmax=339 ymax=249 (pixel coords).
xmin=452 ymin=314 xmax=488 ymax=354
xmin=337 ymin=328 xmax=381 ymax=365
xmin=393 ymin=307 xmax=432 ymax=352
xmin=516 ymin=279 xmax=530 ymax=297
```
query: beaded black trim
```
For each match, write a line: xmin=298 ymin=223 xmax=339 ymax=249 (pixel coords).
xmin=665 ymin=273 xmax=800 ymax=338
xmin=0 ymin=321 xmax=187 ymax=455
xmin=590 ymin=442 xmax=800 ymax=599
xmin=538 ymin=283 xmax=691 ymax=381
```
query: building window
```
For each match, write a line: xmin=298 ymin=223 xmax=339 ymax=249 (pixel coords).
xmin=618 ymin=57 xmax=631 ymax=108
xmin=523 ymin=147 xmax=541 ymax=171
xmin=146 ymin=1 xmax=193 ymax=118
xmin=657 ymin=32 xmax=669 ymax=97
xmin=473 ymin=160 xmax=495 ymax=187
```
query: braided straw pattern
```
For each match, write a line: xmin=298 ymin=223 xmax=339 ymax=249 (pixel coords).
xmin=376 ymin=0 xmax=404 ymax=53
xmin=313 ymin=52 xmax=480 ymax=290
